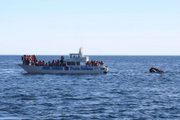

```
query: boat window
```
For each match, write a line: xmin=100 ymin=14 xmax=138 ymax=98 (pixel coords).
xmin=80 ymin=62 xmax=86 ymax=66
xmin=76 ymin=62 xmax=80 ymax=65
xmin=67 ymin=62 xmax=76 ymax=66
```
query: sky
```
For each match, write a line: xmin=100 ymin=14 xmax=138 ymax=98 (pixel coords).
xmin=0 ymin=0 xmax=179 ymax=55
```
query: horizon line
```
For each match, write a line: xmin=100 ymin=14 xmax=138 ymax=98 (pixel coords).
xmin=0 ymin=54 xmax=180 ymax=56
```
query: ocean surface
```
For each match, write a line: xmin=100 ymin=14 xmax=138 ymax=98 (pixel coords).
xmin=0 ymin=56 xmax=180 ymax=120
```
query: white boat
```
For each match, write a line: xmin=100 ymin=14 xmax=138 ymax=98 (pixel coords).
xmin=19 ymin=48 xmax=109 ymax=74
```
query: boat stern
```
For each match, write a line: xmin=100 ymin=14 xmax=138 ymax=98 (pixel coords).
xmin=101 ymin=65 xmax=109 ymax=74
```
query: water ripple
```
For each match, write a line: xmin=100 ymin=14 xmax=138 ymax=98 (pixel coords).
xmin=0 ymin=56 xmax=180 ymax=119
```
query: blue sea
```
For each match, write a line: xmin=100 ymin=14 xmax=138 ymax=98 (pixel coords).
xmin=0 ymin=56 xmax=180 ymax=120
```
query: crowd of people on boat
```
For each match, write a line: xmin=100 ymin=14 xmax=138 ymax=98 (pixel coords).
xmin=86 ymin=60 xmax=104 ymax=66
xmin=22 ymin=55 xmax=104 ymax=67
xmin=22 ymin=55 xmax=37 ymax=65
xmin=22 ymin=55 xmax=65 ymax=66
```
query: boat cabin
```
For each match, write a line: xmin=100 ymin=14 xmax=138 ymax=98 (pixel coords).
xmin=65 ymin=53 xmax=89 ymax=66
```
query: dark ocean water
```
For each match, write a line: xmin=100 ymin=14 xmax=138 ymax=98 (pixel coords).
xmin=0 ymin=56 xmax=180 ymax=120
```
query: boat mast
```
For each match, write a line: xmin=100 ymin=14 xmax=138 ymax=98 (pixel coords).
xmin=79 ymin=47 xmax=84 ymax=58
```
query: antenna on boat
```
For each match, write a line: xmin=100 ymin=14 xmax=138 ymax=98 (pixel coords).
xmin=79 ymin=47 xmax=84 ymax=57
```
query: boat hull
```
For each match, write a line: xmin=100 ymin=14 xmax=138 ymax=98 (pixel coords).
xmin=18 ymin=64 xmax=109 ymax=74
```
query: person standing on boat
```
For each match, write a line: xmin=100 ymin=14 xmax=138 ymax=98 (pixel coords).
xmin=60 ymin=56 xmax=64 ymax=65
xmin=22 ymin=55 xmax=26 ymax=65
